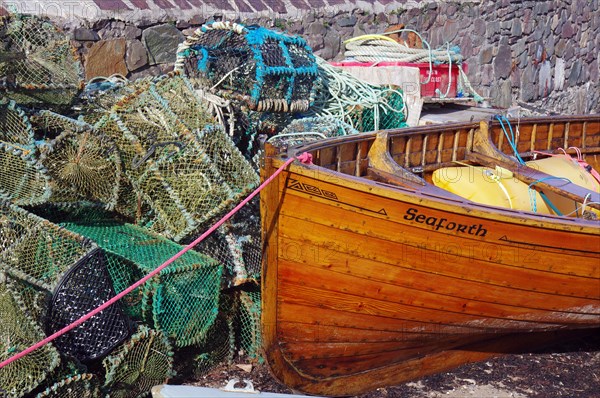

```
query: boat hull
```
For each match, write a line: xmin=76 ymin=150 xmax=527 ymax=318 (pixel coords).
xmin=261 ymin=156 xmax=600 ymax=396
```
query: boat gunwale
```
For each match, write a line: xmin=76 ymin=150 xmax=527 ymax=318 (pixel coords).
xmin=271 ymin=116 xmax=600 ymax=233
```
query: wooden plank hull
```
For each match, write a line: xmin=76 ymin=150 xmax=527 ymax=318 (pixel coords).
xmin=261 ymin=117 xmax=600 ymax=396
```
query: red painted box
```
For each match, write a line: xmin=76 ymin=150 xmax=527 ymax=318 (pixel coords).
xmin=330 ymin=61 xmax=465 ymax=98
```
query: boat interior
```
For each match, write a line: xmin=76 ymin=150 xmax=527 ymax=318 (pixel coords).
xmin=286 ymin=116 xmax=600 ymax=217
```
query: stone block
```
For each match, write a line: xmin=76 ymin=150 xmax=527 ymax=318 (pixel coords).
xmin=479 ymin=46 xmax=494 ymax=64
xmin=85 ymin=38 xmax=128 ymax=80
xmin=142 ymin=23 xmax=185 ymax=65
xmin=493 ymin=44 xmax=512 ymax=79
xmin=538 ymin=60 xmax=552 ymax=97
xmin=126 ymin=39 xmax=148 ymax=72
xmin=73 ymin=28 xmax=99 ymax=41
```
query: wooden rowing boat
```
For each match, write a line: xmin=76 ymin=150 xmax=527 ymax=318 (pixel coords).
xmin=260 ymin=115 xmax=600 ymax=396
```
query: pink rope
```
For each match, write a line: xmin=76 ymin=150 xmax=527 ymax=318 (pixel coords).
xmin=0 ymin=154 xmax=301 ymax=369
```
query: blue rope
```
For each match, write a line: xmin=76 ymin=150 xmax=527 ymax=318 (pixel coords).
xmin=496 ymin=115 xmax=525 ymax=165
xmin=528 ymin=177 xmax=572 ymax=216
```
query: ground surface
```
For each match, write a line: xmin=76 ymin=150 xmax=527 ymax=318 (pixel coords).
xmin=190 ymin=332 xmax=600 ymax=397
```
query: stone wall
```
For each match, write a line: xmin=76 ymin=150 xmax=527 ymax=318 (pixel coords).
xmin=40 ymin=0 xmax=600 ymax=114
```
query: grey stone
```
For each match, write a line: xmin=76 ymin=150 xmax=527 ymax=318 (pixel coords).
xmin=320 ymin=30 xmax=341 ymax=60
xmin=493 ymin=44 xmax=512 ymax=79
xmin=511 ymin=65 xmax=521 ymax=88
xmin=568 ymin=60 xmax=582 ymax=87
xmin=73 ymin=28 xmax=99 ymax=41
xmin=531 ymin=24 xmax=544 ymax=41
xmin=554 ymin=58 xmax=566 ymax=91
xmin=564 ymin=45 xmax=575 ymax=61
xmin=561 ymin=21 xmax=575 ymax=39
xmin=488 ymin=21 xmax=501 ymax=36
xmin=554 ymin=39 xmax=567 ymax=57
xmin=126 ymin=39 xmax=148 ymax=72
xmin=520 ymin=64 xmax=537 ymax=102
xmin=473 ymin=18 xmax=486 ymax=36
xmin=337 ymin=16 xmax=357 ymax=28
xmin=494 ymin=79 xmax=513 ymax=108
xmin=551 ymin=14 xmax=560 ymax=32
xmin=480 ymin=46 xmax=494 ymax=64
xmin=545 ymin=34 xmax=555 ymax=58
xmin=522 ymin=9 xmax=534 ymax=34
xmin=517 ymin=49 xmax=528 ymax=69
xmin=122 ymin=25 xmax=143 ymax=40
xmin=480 ymin=64 xmax=494 ymax=86
xmin=511 ymin=20 xmax=522 ymax=37
xmin=590 ymin=59 xmax=599 ymax=86
xmin=308 ymin=22 xmax=326 ymax=36
xmin=538 ymin=60 xmax=552 ymax=97
xmin=500 ymin=20 xmax=512 ymax=32
xmin=460 ymin=35 xmax=473 ymax=59
xmin=142 ymin=24 xmax=185 ymax=65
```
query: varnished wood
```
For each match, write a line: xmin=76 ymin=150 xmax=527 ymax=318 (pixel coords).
xmin=261 ymin=115 xmax=600 ymax=396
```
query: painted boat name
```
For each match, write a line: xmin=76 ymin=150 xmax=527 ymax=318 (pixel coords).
xmin=404 ymin=208 xmax=487 ymax=237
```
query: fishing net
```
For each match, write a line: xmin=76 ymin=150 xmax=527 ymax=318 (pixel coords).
xmin=237 ymin=289 xmax=262 ymax=360
xmin=309 ymin=58 xmax=408 ymax=132
xmin=191 ymin=197 xmax=261 ymax=287
xmin=0 ymin=14 xmax=83 ymax=109
xmin=36 ymin=111 xmax=122 ymax=209
xmin=267 ymin=116 xmax=359 ymax=148
xmin=176 ymin=21 xmax=319 ymax=113
xmin=46 ymin=248 xmax=132 ymax=362
xmin=92 ymin=74 xmax=258 ymax=242
xmin=103 ymin=325 xmax=174 ymax=398
xmin=56 ymin=218 xmax=224 ymax=348
xmin=34 ymin=373 xmax=102 ymax=398
xmin=0 ymin=142 xmax=51 ymax=205
xmin=0 ymin=99 xmax=34 ymax=150
xmin=0 ymin=276 xmax=60 ymax=398
xmin=4 ymin=274 xmax=49 ymax=322
xmin=0 ymin=202 xmax=96 ymax=291
xmin=192 ymin=291 xmax=236 ymax=377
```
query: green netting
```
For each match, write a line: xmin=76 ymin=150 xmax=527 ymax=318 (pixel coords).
xmin=103 ymin=326 xmax=174 ymax=398
xmin=309 ymin=58 xmax=408 ymax=132
xmin=36 ymin=112 xmax=122 ymax=209
xmin=0 ymin=276 xmax=60 ymax=398
xmin=34 ymin=374 xmax=101 ymax=398
xmin=0 ymin=14 xmax=83 ymax=109
xmin=0 ymin=142 xmax=51 ymax=205
xmin=0 ymin=202 xmax=96 ymax=290
xmin=59 ymin=220 xmax=223 ymax=347
xmin=192 ymin=291 xmax=236 ymax=378
xmin=238 ymin=289 xmax=262 ymax=360
xmin=4 ymin=274 xmax=49 ymax=322
xmin=0 ymin=99 xmax=34 ymax=150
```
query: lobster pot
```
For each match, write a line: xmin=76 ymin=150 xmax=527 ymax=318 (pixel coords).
xmin=92 ymin=74 xmax=258 ymax=242
xmin=36 ymin=112 xmax=122 ymax=209
xmin=237 ymin=289 xmax=262 ymax=360
xmin=268 ymin=116 xmax=360 ymax=148
xmin=0 ymin=99 xmax=35 ymax=149
xmin=176 ymin=21 xmax=319 ymax=113
xmin=0 ymin=14 xmax=83 ymax=109
xmin=0 ymin=278 xmax=61 ymax=397
xmin=103 ymin=326 xmax=174 ymax=398
xmin=61 ymin=221 xmax=224 ymax=348
xmin=46 ymin=248 xmax=132 ymax=362
xmin=0 ymin=142 xmax=51 ymax=206
xmin=192 ymin=197 xmax=262 ymax=287
xmin=35 ymin=374 xmax=102 ymax=398
xmin=0 ymin=202 xmax=95 ymax=290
